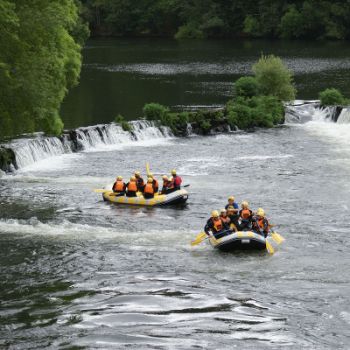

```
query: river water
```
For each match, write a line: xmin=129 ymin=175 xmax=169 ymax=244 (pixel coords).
xmin=1 ymin=39 xmax=350 ymax=349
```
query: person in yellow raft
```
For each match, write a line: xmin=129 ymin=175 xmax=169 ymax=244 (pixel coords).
xmin=143 ymin=177 xmax=155 ymax=199
xmin=112 ymin=176 xmax=126 ymax=196
xmin=126 ymin=176 xmax=138 ymax=197
xmin=134 ymin=171 xmax=145 ymax=192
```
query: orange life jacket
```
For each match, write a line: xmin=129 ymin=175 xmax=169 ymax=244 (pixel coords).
xmin=127 ymin=181 xmax=137 ymax=192
xmin=241 ymin=209 xmax=251 ymax=220
xmin=213 ymin=218 xmax=223 ymax=232
xmin=257 ymin=217 xmax=268 ymax=231
xmin=144 ymin=182 xmax=154 ymax=194
xmin=113 ymin=180 xmax=124 ymax=192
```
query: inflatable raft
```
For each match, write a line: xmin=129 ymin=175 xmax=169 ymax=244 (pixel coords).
xmin=208 ymin=230 xmax=266 ymax=252
xmin=102 ymin=189 xmax=189 ymax=206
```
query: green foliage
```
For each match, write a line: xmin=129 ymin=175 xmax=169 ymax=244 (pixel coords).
xmin=253 ymin=55 xmax=296 ymax=102
xmin=81 ymin=0 xmax=350 ymax=40
xmin=175 ymin=24 xmax=204 ymax=40
xmin=227 ymin=96 xmax=284 ymax=130
xmin=234 ymin=77 xmax=259 ymax=98
xmin=319 ymin=88 xmax=345 ymax=106
xmin=0 ymin=0 xmax=89 ymax=139
xmin=115 ymin=114 xmax=132 ymax=132
xmin=243 ymin=15 xmax=261 ymax=37
xmin=143 ymin=103 xmax=170 ymax=121
xmin=280 ymin=5 xmax=305 ymax=39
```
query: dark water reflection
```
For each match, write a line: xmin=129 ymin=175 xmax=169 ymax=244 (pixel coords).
xmin=61 ymin=38 xmax=350 ymax=128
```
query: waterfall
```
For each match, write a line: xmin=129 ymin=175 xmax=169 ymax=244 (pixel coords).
xmin=337 ymin=108 xmax=350 ymax=124
xmin=4 ymin=121 xmax=173 ymax=170
xmin=285 ymin=102 xmax=343 ymax=124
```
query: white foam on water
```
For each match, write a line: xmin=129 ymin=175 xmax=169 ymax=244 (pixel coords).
xmin=0 ymin=218 xmax=197 ymax=246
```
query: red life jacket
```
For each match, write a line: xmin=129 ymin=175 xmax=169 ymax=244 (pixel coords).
xmin=153 ymin=179 xmax=159 ymax=188
xmin=113 ymin=180 xmax=124 ymax=192
xmin=174 ymin=175 xmax=182 ymax=187
xmin=212 ymin=218 xmax=223 ymax=232
xmin=241 ymin=209 xmax=251 ymax=220
xmin=144 ymin=182 xmax=154 ymax=194
xmin=128 ymin=181 xmax=137 ymax=192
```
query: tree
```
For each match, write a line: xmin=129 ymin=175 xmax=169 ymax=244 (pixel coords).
xmin=253 ymin=54 xmax=296 ymax=101
xmin=280 ymin=5 xmax=305 ymax=39
xmin=0 ymin=0 xmax=88 ymax=139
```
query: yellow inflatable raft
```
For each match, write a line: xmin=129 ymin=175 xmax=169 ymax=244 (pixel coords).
xmin=102 ymin=189 xmax=189 ymax=206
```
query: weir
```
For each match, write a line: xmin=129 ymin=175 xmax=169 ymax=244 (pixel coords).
xmin=1 ymin=121 xmax=172 ymax=171
xmin=285 ymin=102 xmax=349 ymax=124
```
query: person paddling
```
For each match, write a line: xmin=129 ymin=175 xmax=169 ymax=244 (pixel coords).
xmin=112 ymin=175 xmax=126 ymax=196
xmin=252 ymin=208 xmax=270 ymax=237
xmin=126 ymin=176 xmax=138 ymax=197
xmin=204 ymin=210 xmax=229 ymax=239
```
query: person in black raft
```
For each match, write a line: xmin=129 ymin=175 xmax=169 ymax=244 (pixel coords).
xmin=204 ymin=210 xmax=230 ymax=239
xmin=239 ymin=201 xmax=253 ymax=231
xmin=252 ymin=208 xmax=270 ymax=237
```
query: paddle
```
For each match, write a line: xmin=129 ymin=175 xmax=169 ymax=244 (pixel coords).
xmin=190 ymin=232 xmax=208 ymax=246
xmin=270 ymin=231 xmax=285 ymax=245
xmin=146 ymin=162 xmax=151 ymax=176
xmin=93 ymin=188 xmax=110 ymax=193
xmin=265 ymin=240 xmax=275 ymax=254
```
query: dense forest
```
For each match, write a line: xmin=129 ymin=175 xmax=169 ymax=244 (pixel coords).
xmin=81 ymin=0 xmax=350 ymax=40
xmin=0 ymin=0 xmax=88 ymax=139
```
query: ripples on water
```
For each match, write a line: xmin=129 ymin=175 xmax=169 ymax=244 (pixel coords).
xmin=1 ymin=120 xmax=350 ymax=348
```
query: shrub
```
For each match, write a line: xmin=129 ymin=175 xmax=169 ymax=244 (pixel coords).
xmin=226 ymin=96 xmax=284 ymax=129
xmin=234 ymin=76 xmax=260 ymax=98
xmin=115 ymin=114 xmax=132 ymax=132
xmin=253 ymin=54 xmax=296 ymax=101
xmin=174 ymin=24 xmax=204 ymax=40
xmin=243 ymin=15 xmax=261 ymax=37
xmin=319 ymin=88 xmax=345 ymax=106
xmin=142 ymin=103 xmax=169 ymax=121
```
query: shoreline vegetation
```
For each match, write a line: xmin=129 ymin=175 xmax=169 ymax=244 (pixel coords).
xmin=80 ymin=1 xmax=350 ymax=41
xmin=2 ymin=1 xmax=350 ymax=143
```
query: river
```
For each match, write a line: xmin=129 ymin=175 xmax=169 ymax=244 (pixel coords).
xmin=1 ymin=39 xmax=350 ymax=349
